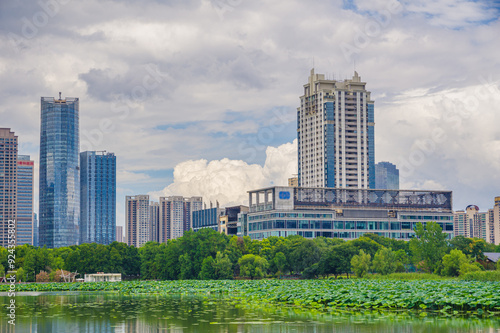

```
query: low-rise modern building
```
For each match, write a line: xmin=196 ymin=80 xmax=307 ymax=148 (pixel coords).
xmin=192 ymin=205 xmax=222 ymax=232
xmin=244 ymin=186 xmax=454 ymax=241
xmin=84 ymin=273 xmax=121 ymax=282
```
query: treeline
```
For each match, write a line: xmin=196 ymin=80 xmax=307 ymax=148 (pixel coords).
xmin=3 ymin=222 xmax=500 ymax=282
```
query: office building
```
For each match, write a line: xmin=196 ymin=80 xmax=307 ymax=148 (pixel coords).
xmin=125 ymin=195 xmax=150 ymax=247
xmin=39 ymin=95 xmax=80 ymax=248
xmin=220 ymin=205 xmax=249 ymax=235
xmin=17 ymin=155 xmax=34 ymax=245
xmin=487 ymin=197 xmax=500 ymax=245
xmin=149 ymin=201 xmax=160 ymax=242
xmin=453 ymin=205 xmax=486 ymax=239
xmin=375 ymin=162 xmax=399 ymax=189
xmin=116 ymin=225 xmax=123 ymax=243
xmin=192 ymin=205 xmax=222 ymax=232
xmin=159 ymin=196 xmax=202 ymax=242
xmin=297 ymin=69 xmax=375 ymax=189
xmin=245 ymin=186 xmax=453 ymax=241
xmin=0 ymin=128 xmax=17 ymax=247
xmin=33 ymin=213 xmax=39 ymax=247
xmin=80 ymin=151 xmax=116 ymax=245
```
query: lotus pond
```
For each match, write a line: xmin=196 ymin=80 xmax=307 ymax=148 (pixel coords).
xmin=1 ymin=280 xmax=500 ymax=332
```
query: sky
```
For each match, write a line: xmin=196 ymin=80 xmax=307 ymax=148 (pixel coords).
xmin=1 ymin=0 xmax=500 ymax=227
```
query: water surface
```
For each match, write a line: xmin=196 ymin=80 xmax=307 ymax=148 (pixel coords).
xmin=1 ymin=292 xmax=499 ymax=332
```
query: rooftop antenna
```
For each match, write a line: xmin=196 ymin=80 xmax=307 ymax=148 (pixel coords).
xmin=59 ymin=92 xmax=62 ymax=100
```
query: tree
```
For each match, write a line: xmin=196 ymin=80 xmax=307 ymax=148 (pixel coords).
xmin=319 ymin=243 xmax=356 ymax=278
xmin=409 ymin=222 xmax=448 ymax=273
xmin=213 ymin=252 xmax=233 ymax=280
xmin=0 ymin=264 xmax=4 ymax=277
xmin=350 ymin=237 xmax=383 ymax=258
xmin=449 ymin=236 xmax=486 ymax=261
xmin=238 ymin=254 xmax=268 ymax=279
xmin=289 ymin=239 xmax=321 ymax=274
xmin=199 ymin=256 xmax=216 ymax=280
xmin=273 ymin=252 xmax=287 ymax=277
xmin=372 ymin=248 xmax=398 ymax=275
xmin=16 ymin=267 xmax=25 ymax=282
xmin=351 ymin=249 xmax=371 ymax=278
xmin=179 ymin=253 xmax=194 ymax=280
xmin=441 ymin=249 xmax=468 ymax=277
xmin=36 ymin=270 xmax=50 ymax=282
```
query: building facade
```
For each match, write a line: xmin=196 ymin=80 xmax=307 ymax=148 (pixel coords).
xmin=17 ymin=155 xmax=34 ymax=245
xmin=80 ymin=151 xmax=116 ymax=245
xmin=116 ymin=225 xmax=123 ymax=243
xmin=125 ymin=195 xmax=150 ymax=247
xmin=298 ymin=70 xmax=375 ymax=189
xmin=245 ymin=186 xmax=453 ymax=241
xmin=375 ymin=162 xmax=399 ymax=190
xmin=39 ymin=95 xmax=80 ymax=248
xmin=149 ymin=201 xmax=160 ymax=242
xmin=487 ymin=197 xmax=500 ymax=245
xmin=192 ymin=207 xmax=222 ymax=232
xmin=159 ymin=196 xmax=202 ymax=242
xmin=0 ymin=128 xmax=17 ymax=247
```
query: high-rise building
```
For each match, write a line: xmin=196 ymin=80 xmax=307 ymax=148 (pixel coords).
xmin=149 ymin=202 xmax=160 ymax=242
xmin=487 ymin=197 xmax=500 ymax=245
xmin=39 ymin=95 xmax=80 ymax=248
xmin=17 ymin=155 xmax=34 ymax=245
xmin=0 ymin=128 xmax=17 ymax=247
xmin=375 ymin=162 xmax=399 ymax=189
xmin=298 ymin=69 xmax=375 ymax=189
xmin=33 ymin=213 xmax=39 ymax=247
xmin=116 ymin=225 xmax=123 ymax=243
xmin=125 ymin=195 xmax=150 ymax=247
xmin=159 ymin=196 xmax=202 ymax=242
xmin=453 ymin=205 xmax=487 ymax=240
xmin=80 ymin=151 xmax=116 ymax=245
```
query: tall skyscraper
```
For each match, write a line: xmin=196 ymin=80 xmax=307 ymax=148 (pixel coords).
xmin=39 ymin=95 xmax=80 ymax=248
xmin=149 ymin=202 xmax=160 ymax=242
xmin=159 ymin=196 xmax=202 ymax=242
xmin=80 ymin=151 xmax=116 ymax=245
xmin=297 ymin=69 xmax=375 ymax=188
xmin=487 ymin=197 xmax=500 ymax=245
xmin=0 ymin=128 xmax=17 ymax=247
xmin=17 ymin=155 xmax=34 ymax=245
xmin=126 ymin=195 xmax=150 ymax=247
xmin=116 ymin=225 xmax=123 ymax=243
xmin=375 ymin=161 xmax=399 ymax=189
xmin=453 ymin=205 xmax=487 ymax=240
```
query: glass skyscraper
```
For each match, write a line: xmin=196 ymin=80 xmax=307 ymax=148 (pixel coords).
xmin=375 ymin=161 xmax=399 ymax=190
xmin=80 ymin=151 xmax=116 ymax=245
xmin=39 ymin=95 xmax=80 ymax=248
xmin=298 ymin=69 xmax=375 ymax=188
xmin=17 ymin=155 xmax=34 ymax=245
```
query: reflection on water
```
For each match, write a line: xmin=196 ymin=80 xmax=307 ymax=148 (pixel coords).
xmin=1 ymin=292 xmax=500 ymax=332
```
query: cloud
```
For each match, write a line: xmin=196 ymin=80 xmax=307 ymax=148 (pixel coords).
xmin=150 ymin=140 xmax=298 ymax=206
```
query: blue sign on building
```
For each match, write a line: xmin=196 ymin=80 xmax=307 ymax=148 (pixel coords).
xmin=279 ymin=191 xmax=291 ymax=200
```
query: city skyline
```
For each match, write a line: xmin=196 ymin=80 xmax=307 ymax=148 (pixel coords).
xmin=1 ymin=1 xmax=500 ymax=230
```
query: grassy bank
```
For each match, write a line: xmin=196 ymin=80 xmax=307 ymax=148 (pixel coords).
xmin=3 ymin=279 xmax=500 ymax=315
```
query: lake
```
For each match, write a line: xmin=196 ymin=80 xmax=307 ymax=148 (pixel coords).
xmin=1 ymin=292 xmax=499 ymax=332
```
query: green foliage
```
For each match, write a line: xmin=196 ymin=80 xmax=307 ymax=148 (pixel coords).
xmin=366 ymin=272 xmax=449 ymax=280
xmin=441 ymin=249 xmax=468 ymax=277
xmin=319 ymin=243 xmax=356 ymax=278
xmin=449 ymin=236 xmax=486 ymax=261
xmin=372 ymin=248 xmax=398 ymax=275
xmin=238 ymin=254 xmax=268 ymax=279
xmin=459 ymin=262 xmax=482 ymax=276
xmin=460 ymin=270 xmax=500 ymax=281
xmin=16 ymin=267 xmax=25 ymax=281
xmin=199 ymin=256 xmax=216 ymax=280
xmin=289 ymin=239 xmax=321 ymax=273
xmin=0 ymin=264 xmax=4 ymax=277
xmin=351 ymin=249 xmax=371 ymax=278
xmin=213 ymin=251 xmax=233 ymax=280
xmin=179 ymin=253 xmax=194 ymax=280
xmin=409 ymin=222 xmax=448 ymax=273
xmin=273 ymin=252 xmax=287 ymax=277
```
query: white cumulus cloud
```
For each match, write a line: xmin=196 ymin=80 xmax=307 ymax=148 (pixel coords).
xmin=150 ymin=140 xmax=298 ymax=206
